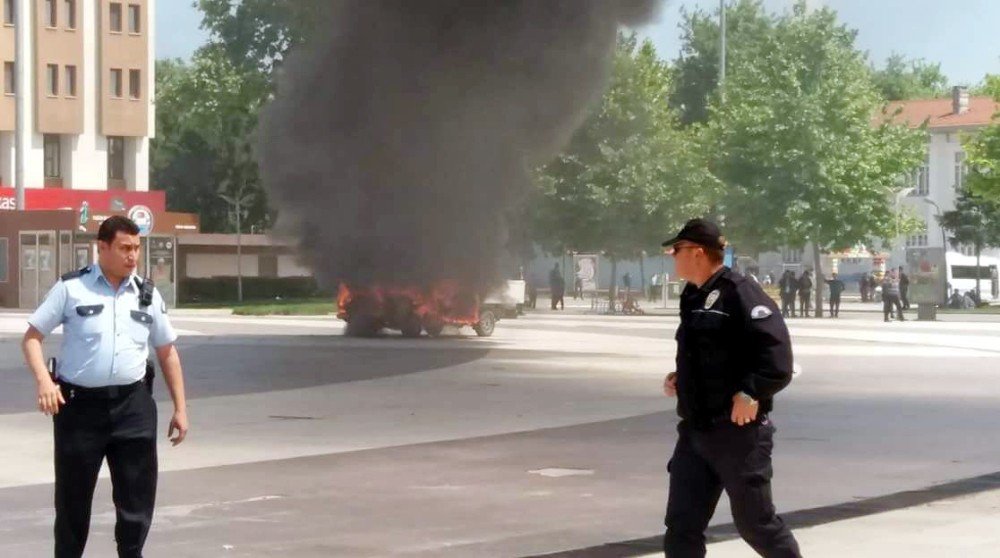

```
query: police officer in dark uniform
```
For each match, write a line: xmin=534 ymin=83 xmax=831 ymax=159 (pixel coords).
xmin=660 ymin=219 xmax=800 ymax=558
xmin=21 ymin=216 xmax=190 ymax=558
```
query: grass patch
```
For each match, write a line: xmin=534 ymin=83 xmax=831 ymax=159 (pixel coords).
xmin=181 ymin=297 xmax=335 ymax=316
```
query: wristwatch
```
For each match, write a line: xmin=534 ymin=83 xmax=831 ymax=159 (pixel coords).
xmin=736 ymin=391 xmax=758 ymax=406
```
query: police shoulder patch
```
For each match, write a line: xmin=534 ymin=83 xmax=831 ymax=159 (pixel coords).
xmin=704 ymin=289 xmax=721 ymax=309
xmin=750 ymin=305 xmax=773 ymax=320
xmin=61 ymin=266 xmax=91 ymax=282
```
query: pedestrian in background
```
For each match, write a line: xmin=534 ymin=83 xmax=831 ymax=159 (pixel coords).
xmin=779 ymin=270 xmax=797 ymax=318
xmin=881 ymin=270 xmax=905 ymax=322
xmin=574 ymin=275 xmax=584 ymax=300
xmin=825 ymin=273 xmax=845 ymax=318
xmin=622 ymin=272 xmax=632 ymax=296
xmin=859 ymin=274 xmax=869 ymax=302
xmin=898 ymin=266 xmax=911 ymax=310
xmin=549 ymin=264 xmax=565 ymax=311
xmin=661 ymin=218 xmax=801 ymax=558
xmin=797 ymin=271 xmax=813 ymax=318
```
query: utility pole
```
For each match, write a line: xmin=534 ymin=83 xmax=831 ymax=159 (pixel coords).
xmin=220 ymin=189 xmax=254 ymax=303
xmin=14 ymin=0 xmax=27 ymax=209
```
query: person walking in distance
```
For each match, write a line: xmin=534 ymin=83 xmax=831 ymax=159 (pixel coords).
xmin=882 ymin=270 xmax=905 ymax=322
xmin=661 ymin=218 xmax=801 ymax=558
xmin=825 ymin=273 xmax=845 ymax=318
xmin=21 ymin=216 xmax=189 ymax=558
xmin=898 ymin=266 xmax=911 ymax=310
xmin=549 ymin=264 xmax=565 ymax=310
xmin=859 ymin=273 xmax=869 ymax=303
xmin=797 ymin=270 xmax=813 ymax=318
xmin=778 ymin=271 xmax=797 ymax=318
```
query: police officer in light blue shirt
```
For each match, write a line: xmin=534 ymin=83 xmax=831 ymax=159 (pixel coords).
xmin=21 ymin=215 xmax=190 ymax=558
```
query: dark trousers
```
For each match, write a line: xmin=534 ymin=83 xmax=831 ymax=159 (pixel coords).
xmin=780 ymin=294 xmax=795 ymax=317
xmin=54 ymin=383 xmax=158 ymax=558
xmin=551 ymin=293 xmax=564 ymax=310
xmin=798 ymin=291 xmax=811 ymax=317
xmin=883 ymin=294 xmax=904 ymax=321
xmin=901 ymin=288 xmax=910 ymax=309
xmin=828 ymin=295 xmax=841 ymax=317
xmin=664 ymin=419 xmax=800 ymax=558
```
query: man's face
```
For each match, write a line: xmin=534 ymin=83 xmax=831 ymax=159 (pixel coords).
xmin=98 ymin=232 xmax=141 ymax=278
xmin=668 ymin=242 xmax=703 ymax=281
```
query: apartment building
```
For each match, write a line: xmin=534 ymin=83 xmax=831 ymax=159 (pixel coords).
xmin=0 ymin=0 xmax=154 ymax=193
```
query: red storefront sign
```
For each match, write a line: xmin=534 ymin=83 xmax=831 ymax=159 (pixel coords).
xmin=0 ymin=187 xmax=166 ymax=212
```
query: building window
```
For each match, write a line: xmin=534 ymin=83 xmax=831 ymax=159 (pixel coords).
xmin=108 ymin=136 xmax=125 ymax=181
xmin=64 ymin=0 xmax=76 ymax=29
xmin=3 ymin=0 xmax=13 ymax=26
xmin=110 ymin=68 xmax=123 ymax=97
xmin=46 ymin=64 xmax=59 ymax=96
xmin=912 ymin=157 xmax=929 ymax=196
xmin=3 ymin=61 xmax=13 ymax=95
xmin=44 ymin=0 xmax=56 ymax=26
xmin=955 ymin=151 xmax=967 ymax=191
xmin=906 ymin=225 xmax=928 ymax=248
xmin=128 ymin=69 xmax=141 ymax=99
xmin=782 ymin=248 xmax=803 ymax=264
xmin=109 ymin=2 xmax=122 ymax=32
xmin=128 ymin=4 xmax=140 ymax=33
xmin=44 ymin=135 xmax=61 ymax=178
xmin=65 ymin=65 xmax=76 ymax=97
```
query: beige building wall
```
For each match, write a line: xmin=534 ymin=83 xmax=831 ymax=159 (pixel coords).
xmin=99 ymin=0 xmax=147 ymax=138
xmin=33 ymin=0 xmax=84 ymax=135
xmin=0 ymin=10 xmax=13 ymax=132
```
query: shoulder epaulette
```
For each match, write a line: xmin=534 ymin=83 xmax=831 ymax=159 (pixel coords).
xmin=61 ymin=266 xmax=92 ymax=282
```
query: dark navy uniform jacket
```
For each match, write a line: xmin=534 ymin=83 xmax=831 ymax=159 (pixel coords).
xmin=675 ymin=267 xmax=794 ymax=426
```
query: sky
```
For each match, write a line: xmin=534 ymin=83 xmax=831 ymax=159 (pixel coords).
xmin=159 ymin=0 xmax=1000 ymax=86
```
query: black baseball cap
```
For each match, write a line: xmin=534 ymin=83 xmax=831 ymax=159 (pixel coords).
xmin=662 ymin=218 xmax=727 ymax=252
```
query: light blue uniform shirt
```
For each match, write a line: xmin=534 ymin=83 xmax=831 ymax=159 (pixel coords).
xmin=27 ymin=264 xmax=177 ymax=388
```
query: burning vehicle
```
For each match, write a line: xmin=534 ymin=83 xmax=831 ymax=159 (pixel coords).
xmin=337 ymin=280 xmax=525 ymax=338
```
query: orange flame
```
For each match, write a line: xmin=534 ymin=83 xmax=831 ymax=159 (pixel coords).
xmin=337 ymin=281 xmax=480 ymax=326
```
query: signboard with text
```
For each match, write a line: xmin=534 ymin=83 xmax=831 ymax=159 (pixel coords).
xmin=0 ymin=187 xmax=166 ymax=213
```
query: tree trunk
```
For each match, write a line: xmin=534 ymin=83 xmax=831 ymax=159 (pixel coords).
xmin=639 ymin=257 xmax=646 ymax=298
xmin=976 ymin=245 xmax=982 ymax=305
xmin=812 ymin=242 xmax=824 ymax=318
xmin=609 ymin=257 xmax=619 ymax=310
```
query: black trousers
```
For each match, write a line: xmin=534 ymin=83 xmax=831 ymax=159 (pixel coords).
xmin=828 ymin=295 xmax=841 ymax=317
xmin=900 ymin=288 xmax=910 ymax=309
xmin=551 ymin=293 xmax=564 ymax=310
xmin=780 ymin=294 xmax=795 ymax=317
xmin=664 ymin=419 xmax=800 ymax=558
xmin=54 ymin=383 xmax=158 ymax=558
xmin=883 ymin=295 xmax=904 ymax=321
xmin=797 ymin=292 xmax=811 ymax=317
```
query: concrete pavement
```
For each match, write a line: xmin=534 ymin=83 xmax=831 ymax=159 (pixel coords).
xmin=1 ymin=307 xmax=998 ymax=556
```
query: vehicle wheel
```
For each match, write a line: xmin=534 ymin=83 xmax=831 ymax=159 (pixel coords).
xmin=345 ymin=314 xmax=381 ymax=337
xmin=473 ymin=310 xmax=496 ymax=337
xmin=400 ymin=314 xmax=422 ymax=338
xmin=424 ymin=318 xmax=445 ymax=338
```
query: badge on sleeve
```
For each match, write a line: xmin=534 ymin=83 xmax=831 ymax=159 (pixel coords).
xmin=704 ymin=289 xmax=721 ymax=309
xmin=750 ymin=305 xmax=773 ymax=320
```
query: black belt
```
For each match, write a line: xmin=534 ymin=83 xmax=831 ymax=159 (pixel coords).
xmin=60 ymin=381 xmax=144 ymax=400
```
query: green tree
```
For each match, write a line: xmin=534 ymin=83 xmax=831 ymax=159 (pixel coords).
xmin=151 ymin=48 xmax=270 ymax=231
xmin=705 ymin=3 xmax=926 ymax=316
xmin=871 ymin=54 xmax=949 ymax=101
xmin=937 ymin=192 xmax=1000 ymax=300
xmin=670 ymin=0 xmax=773 ymax=126
xmin=965 ymin=74 xmax=1000 ymax=204
xmin=534 ymin=34 xmax=719 ymax=302
xmin=195 ymin=0 xmax=322 ymax=73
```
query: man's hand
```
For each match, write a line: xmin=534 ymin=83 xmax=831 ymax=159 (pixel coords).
xmin=663 ymin=372 xmax=678 ymax=397
xmin=37 ymin=379 xmax=65 ymax=416
xmin=731 ymin=392 xmax=759 ymax=426
xmin=168 ymin=410 xmax=189 ymax=446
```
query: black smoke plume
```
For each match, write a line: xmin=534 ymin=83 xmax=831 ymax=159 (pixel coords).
xmin=259 ymin=0 xmax=661 ymax=294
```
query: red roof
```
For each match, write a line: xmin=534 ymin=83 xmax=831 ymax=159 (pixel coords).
xmin=881 ymin=97 xmax=1000 ymax=130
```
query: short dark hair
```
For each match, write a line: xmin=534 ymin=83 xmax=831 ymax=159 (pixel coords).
xmin=704 ymin=247 xmax=724 ymax=264
xmin=97 ymin=215 xmax=140 ymax=243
